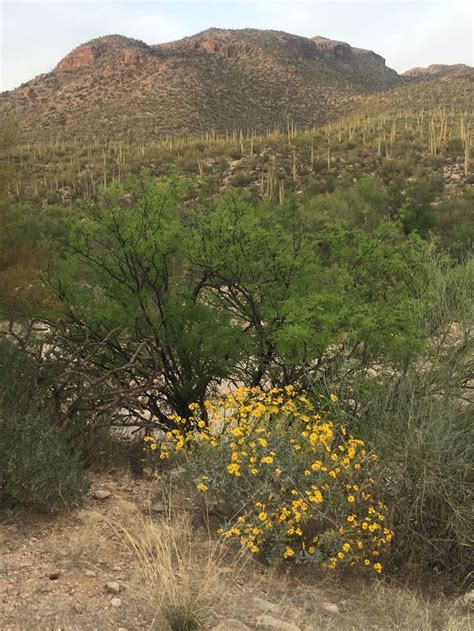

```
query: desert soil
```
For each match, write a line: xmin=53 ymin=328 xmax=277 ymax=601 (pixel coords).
xmin=0 ymin=473 xmax=469 ymax=631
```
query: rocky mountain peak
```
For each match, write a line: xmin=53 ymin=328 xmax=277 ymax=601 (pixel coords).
xmin=55 ymin=35 xmax=149 ymax=71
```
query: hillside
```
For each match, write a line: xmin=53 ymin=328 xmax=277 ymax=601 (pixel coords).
xmin=6 ymin=65 xmax=472 ymax=209
xmin=0 ymin=29 xmax=403 ymax=142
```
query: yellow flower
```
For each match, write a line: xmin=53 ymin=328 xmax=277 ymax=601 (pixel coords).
xmin=330 ymin=393 xmax=338 ymax=402
xmin=150 ymin=443 xmax=157 ymax=450
xmin=196 ymin=483 xmax=208 ymax=492
xmin=227 ymin=463 xmax=241 ymax=476
xmin=373 ymin=563 xmax=383 ymax=573
xmin=342 ymin=543 xmax=351 ymax=552
xmin=258 ymin=512 xmax=268 ymax=521
xmin=261 ymin=456 xmax=273 ymax=464
xmin=347 ymin=495 xmax=356 ymax=503
xmin=283 ymin=547 xmax=295 ymax=558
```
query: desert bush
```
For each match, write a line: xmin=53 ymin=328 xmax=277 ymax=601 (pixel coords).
xmin=146 ymin=387 xmax=392 ymax=574
xmin=0 ymin=409 xmax=89 ymax=510
xmin=228 ymin=172 xmax=254 ymax=187
xmin=336 ymin=255 xmax=474 ymax=581
xmin=0 ymin=337 xmax=89 ymax=510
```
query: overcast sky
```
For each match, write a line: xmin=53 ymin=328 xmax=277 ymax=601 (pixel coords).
xmin=0 ymin=0 xmax=472 ymax=91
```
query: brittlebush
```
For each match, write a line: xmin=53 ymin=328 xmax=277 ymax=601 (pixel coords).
xmin=145 ymin=387 xmax=393 ymax=573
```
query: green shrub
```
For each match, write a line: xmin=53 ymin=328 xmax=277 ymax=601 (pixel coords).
xmin=336 ymin=256 xmax=474 ymax=581
xmin=345 ymin=374 xmax=473 ymax=581
xmin=0 ymin=409 xmax=89 ymax=510
xmin=228 ymin=172 xmax=253 ymax=187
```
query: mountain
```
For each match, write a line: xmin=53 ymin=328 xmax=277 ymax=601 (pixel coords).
xmin=402 ymin=64 xmax=471 ymax=79
xmin=0 ymin=29 xmax=403 ymax=142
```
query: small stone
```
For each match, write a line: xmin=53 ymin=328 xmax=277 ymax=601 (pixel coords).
xmin=254 ymin=597 xmax=281 ymax=614
xmin=256 ymin=616 xmax=301 ymax=631
xmin=94 ymin=489 xmax=111 ymax=500
xmin=85 ymin=570 xmax=97 ymax=577
xmin=211 ymin=621 xmax=251 ymax=631
xmin=48 ymin=571 xmax=61 ymax=580
xmin=105 ymin=581 xmax=121 ymax=594
xmin=321 ymin=601 xmax=339 ymax=614
xmin=114 ymin=499 xmax=140 ymax=515
xmin=110 ymin=597 xmax=122 ymax=607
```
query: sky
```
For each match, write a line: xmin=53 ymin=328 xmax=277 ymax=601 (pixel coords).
xmin=0 ymin=0 xmax=472 ymax=91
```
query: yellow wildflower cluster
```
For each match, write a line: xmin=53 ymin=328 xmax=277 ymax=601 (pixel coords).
xmin=146 ymin=386 xmax=393 ymax=573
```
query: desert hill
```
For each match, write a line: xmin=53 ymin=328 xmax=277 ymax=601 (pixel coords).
xmin=403 ymin=63 xmax=471 ymax=79
xmin=1 ymin=28 xmax=403 ymax=142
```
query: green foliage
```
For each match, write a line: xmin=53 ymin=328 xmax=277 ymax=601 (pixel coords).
xmin=0 ymin=338 xmax=89 ymax=510
xmin=334 ymin=255 xmax=474 ymax=581
xmin=0 ymin=409 xmax=89 ymax=511
xmin=51 ymin=176 xmax=246 ymax=426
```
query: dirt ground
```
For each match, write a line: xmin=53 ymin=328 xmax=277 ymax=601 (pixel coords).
xmin=0 ymin=473 xmax=471 ymax=631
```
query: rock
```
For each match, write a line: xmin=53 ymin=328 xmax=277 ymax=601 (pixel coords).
xmin=110 ymin=597 xmax=122 ymax=608
xmin=460 ymin=589 xmax=474 ymax=608
xmin=105 ymin=581 xmax=121 ymax=594
xmin=113 ymin=499 xmax=140 ymax=515
xmin=85 ymin=570 xmax=97 ymax=577
xmin=48 ymin=571 xmax=61 ymax=580
xmin=256 ymin=616 xmax=301 ymax=631
xmin=254 ymin=597 xmax=281 ymax=614
xmin=321 ymin=601 xmax=339 ymax=614
xmin=211 ymin=621 xmax=251 ymax=631
xmin=94 ymin=489 xmax=111 ymax=500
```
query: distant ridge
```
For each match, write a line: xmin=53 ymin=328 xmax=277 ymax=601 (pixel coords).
xmin=1 ymin=29 xmax=472 ymax=143
xmin=0 ymin=28 xmax=404 ymax=141
xmin=403 ymin=64 xmax=471 ymax=79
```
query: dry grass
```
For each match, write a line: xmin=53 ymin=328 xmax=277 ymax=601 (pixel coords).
xmin=120 ymin=512 xmax=245 ymax=630
xmin=121 ymin=512 xmax=471 ymax=630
